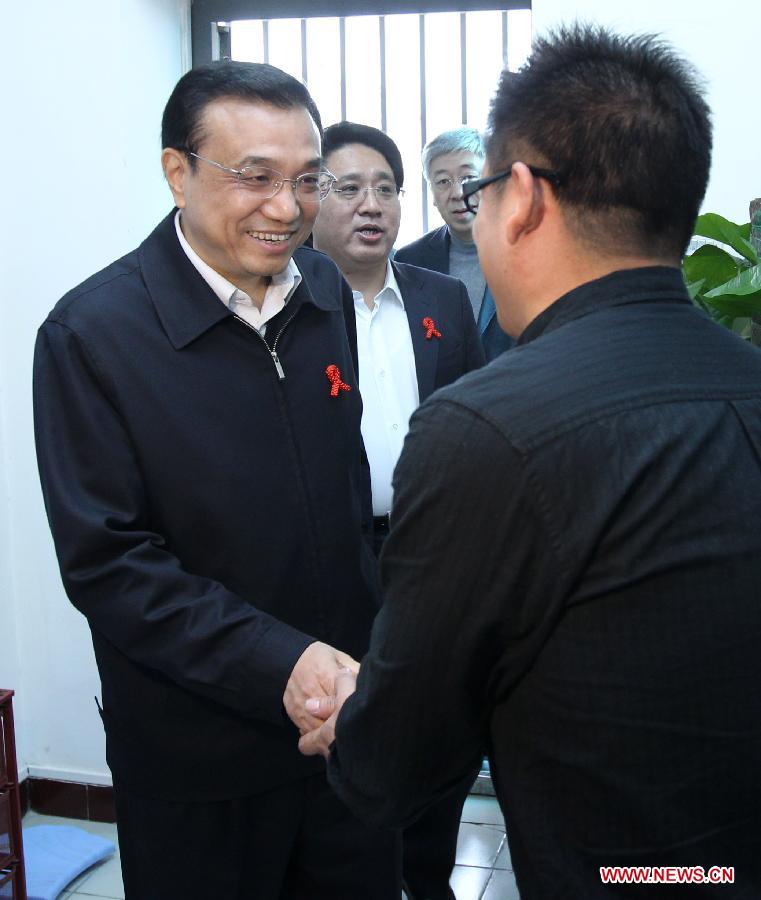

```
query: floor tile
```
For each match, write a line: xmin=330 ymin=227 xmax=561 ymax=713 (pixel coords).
xmin=481 ymin=867 xmax=521 ymax=900
xmin=64 ymin=867 xmax=100 ymax=893
xmin=73 ymin=854 xmax=124 ymax=898
xmin=455 ymin=822 xmax=505 ymax=868
xmin=449 ymin=864 xmax=492 ymax=900
xmin=460 ymin=796 xmax=505 ymax=827
xmin=493 ymin=839 xmax=513 ymax=871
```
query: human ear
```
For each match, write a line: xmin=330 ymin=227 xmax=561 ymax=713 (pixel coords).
xmin=161 ymin=148 xmax=188 ymax=209
xmin=504 ymin=162 xmax=546 ymax=245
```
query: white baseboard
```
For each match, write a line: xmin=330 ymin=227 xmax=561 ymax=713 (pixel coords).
xmin=25 ymin=765 xmax=113 ymax=787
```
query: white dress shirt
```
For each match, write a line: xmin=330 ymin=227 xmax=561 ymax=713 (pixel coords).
xmin=354 ymin=263 xmax=419 ymax=515
xmin=174 ymin=211 xmax=301 ymax=335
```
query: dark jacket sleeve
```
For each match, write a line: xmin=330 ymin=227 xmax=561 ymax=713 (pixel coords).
xmin=338 ymin=274 xmax=373 ymax=537
xmin=33 ymin=320 xmax=315 ymax=726
xmin=457 ymin=280 xmax=487 ymax=373
xmin=326 ymin=396 xmax=572 ymax=827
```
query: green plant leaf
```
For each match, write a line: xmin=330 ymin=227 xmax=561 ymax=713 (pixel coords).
xmin=704 ymin=294 xmax=761 ymax=317
xmin=732 ymin=317 xmax=752 ymax=339
xmin=702 ymin=265 xmax=761 ymax=316
xmin=684 ymin=277 xmax=706 ymax=301
xmin=682 ymin=244 xmax=740 ymax=294
xmin=693 ymin=213 xmax=758 ymax=264
xmin=705 ymin=263 xmax=761 ymax=298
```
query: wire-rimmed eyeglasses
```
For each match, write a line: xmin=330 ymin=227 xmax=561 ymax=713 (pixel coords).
xmin=330 ymin=184 xmax=405 ymax=204
xmin=461 ymin=166 xmax=563 ymax=214
xmin=188 ymin=152 xmax=336 ymax=202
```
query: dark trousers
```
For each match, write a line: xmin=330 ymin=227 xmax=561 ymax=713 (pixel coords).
xmin=402 ymin=772 xmax=476 ymax=900
xmin=114 ymin=772 xmax=402 ymax=900
xmin=373 ymin=522 xmax=473 ymax=900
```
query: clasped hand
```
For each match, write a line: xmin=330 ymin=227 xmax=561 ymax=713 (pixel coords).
xmin=283 ymin=641 xmax=358 ymax=736
xmin=298 ymin=667 xmax=357 ymax=758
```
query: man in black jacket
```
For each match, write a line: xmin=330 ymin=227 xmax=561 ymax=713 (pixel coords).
xmin=395 ymin=127 xmax=514 ymax=361
xmin=34 ymin=62 xmax=399 ymax=900
xmin=301 ymin=26 xmax=761 ymax=898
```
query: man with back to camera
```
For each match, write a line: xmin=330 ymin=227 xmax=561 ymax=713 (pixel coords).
xmin=395 ymin=127 xmax=514 ymax=361
xmin=300 ymin=25 xmax=761 ymax=897
xmin=311 ymin=121 xmax=484 ymax=900
xmin=33 ymin=61 xmax=401 ymax=899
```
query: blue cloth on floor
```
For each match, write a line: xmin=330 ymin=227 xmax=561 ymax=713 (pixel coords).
xmin=22 ymin=825 xmax=116 ymax=900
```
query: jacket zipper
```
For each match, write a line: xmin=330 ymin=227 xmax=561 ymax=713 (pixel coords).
xmin=234 ymin=311 xmax=297 ymax=381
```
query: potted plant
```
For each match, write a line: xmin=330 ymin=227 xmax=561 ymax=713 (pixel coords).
xmin=682 ymin=212 xmax=761 ymax=342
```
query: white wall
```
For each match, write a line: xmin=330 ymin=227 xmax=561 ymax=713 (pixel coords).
xmin=1 ymin=0 xmax=757 ymax=789
xmin=531 ymin=0 xmax=761 ymax=225
xmin=0 ymin=0 xmax=190 ymax=783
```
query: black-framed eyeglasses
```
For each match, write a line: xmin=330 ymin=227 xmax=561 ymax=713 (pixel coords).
xmin=188 ymin=152 xmax=336 ymax=202
xmin=461 ymin=165 xmax=562 ymax=214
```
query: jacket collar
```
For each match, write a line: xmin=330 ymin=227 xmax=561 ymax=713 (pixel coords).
xmin=138 ymin=211 xmax=338 ymax=350
xmin=427 ymin=225 xmax=451 ymax=273
xmin=518 ymin=266 xmax=690 ymax=346
xmin=392 ymin=259 xmax=433 ymax=311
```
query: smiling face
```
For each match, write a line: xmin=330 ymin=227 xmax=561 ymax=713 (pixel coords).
xmin=312 ymin=143 xmax=401 ymax=277
xmin=429 ymin=150 xmax=483 ymax=242
xmin=162 ymin=98 xmax=322 ymax=300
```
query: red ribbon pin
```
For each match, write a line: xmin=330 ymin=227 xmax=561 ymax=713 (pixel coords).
xmin=325 ymin=364 xmax=351 ymax=397
xmin=423 ymin=316 xmax=442 ymax=340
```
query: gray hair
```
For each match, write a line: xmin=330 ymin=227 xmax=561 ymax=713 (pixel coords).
xmin=422 ymin=127 xmax=485 ymax=180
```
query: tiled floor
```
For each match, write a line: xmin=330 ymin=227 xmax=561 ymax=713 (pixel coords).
xmin=453 ymin=796 xmax=520 ymax=900
xmin=22 ymin=795 xmax=518 ymax=900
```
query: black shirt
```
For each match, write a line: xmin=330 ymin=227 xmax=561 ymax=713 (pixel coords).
xmin=328 ymin=266 xmax=761 ymax=897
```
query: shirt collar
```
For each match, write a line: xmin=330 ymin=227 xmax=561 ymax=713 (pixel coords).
xmin=174 ymin=210 xmax=301 ymax=310
xmin=352 ymin=260 xmax=404 ymax=309
xmin=518 ymin=266 xmax=690 ymax=346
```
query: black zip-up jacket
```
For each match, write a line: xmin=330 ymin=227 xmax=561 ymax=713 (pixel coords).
xmin=33 ymin=211 xmax=378 ymax=799
xmin=328 ymin=267 xmax=761 ymax=896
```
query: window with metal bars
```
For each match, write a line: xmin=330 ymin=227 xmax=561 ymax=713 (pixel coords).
xmin=193 ymin=4 xmax=531 ymax=246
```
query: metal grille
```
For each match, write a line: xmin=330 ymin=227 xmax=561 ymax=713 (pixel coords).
xmin=218 ymin=9 xmax=531 ymax=246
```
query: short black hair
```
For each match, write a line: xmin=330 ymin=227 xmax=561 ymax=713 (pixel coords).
xmin=162 ymin=61 xmax=323 ymax=168
xmin=322 ymin=122 xmax=404 ymax=190
xmin=486 ymin=24 xmax=712 ymax=258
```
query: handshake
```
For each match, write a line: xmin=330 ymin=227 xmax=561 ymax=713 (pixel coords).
xmin=283 ymin=641 xmax=360 ymax=758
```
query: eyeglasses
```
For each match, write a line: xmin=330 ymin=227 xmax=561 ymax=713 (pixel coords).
xmin=461 ymin=166 xmax=563 ymax=214
xmin=430 ymin=174 xmax=479 ymax=195
xmin=330 ymin=184 xmax=405 ymax=204
xmin=188 ymin=152 xmax=336 ymax=202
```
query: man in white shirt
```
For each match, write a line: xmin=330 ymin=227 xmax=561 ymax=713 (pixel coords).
xmin=313 ymin=122 xmax=484 ymax=554
xmin=312 ymin=121 xmax=484 ymax=900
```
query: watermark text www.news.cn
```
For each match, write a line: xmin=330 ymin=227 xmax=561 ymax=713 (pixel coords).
xmin=600 ymin=866 xmax=734 ymax=885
